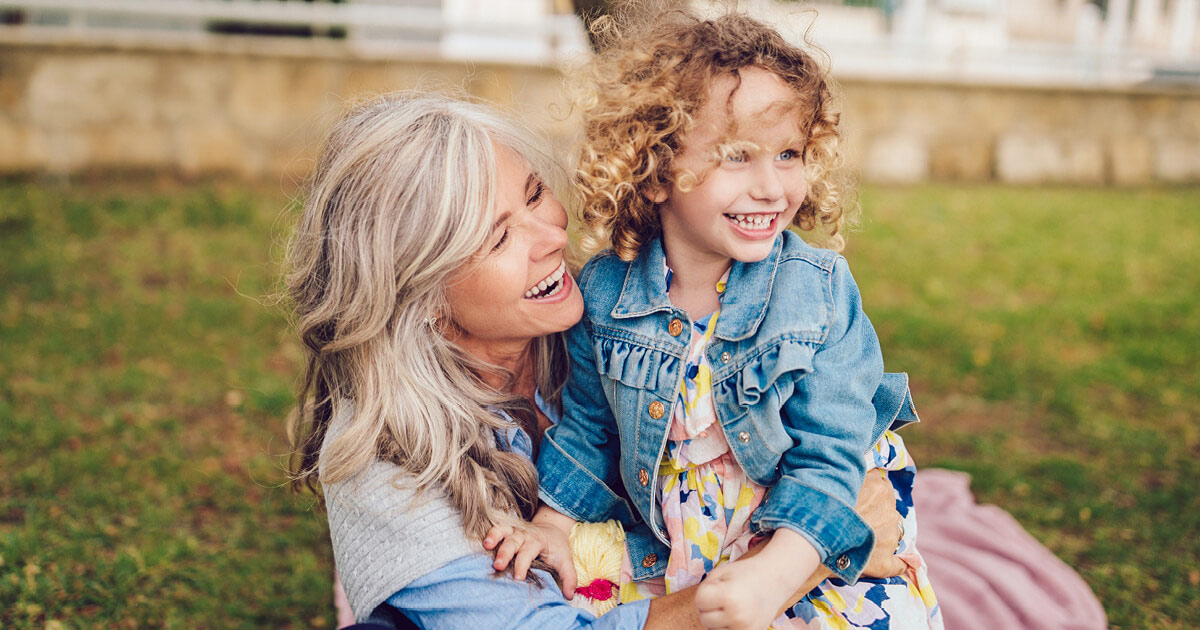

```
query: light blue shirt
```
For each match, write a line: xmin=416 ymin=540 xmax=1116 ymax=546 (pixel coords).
xmin=383 ymin=393 xmax=651 ymax=630
xmin=386 ymin=554 xmax=650 ymax=630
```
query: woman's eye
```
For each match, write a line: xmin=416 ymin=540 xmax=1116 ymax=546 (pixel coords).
xmin=778 ymin=149 xmax=798 ymax=161
xmin=491 ymin=229 xmax=509 ymax=252
xmin=527 ymin=181 xmax=545 ymax=205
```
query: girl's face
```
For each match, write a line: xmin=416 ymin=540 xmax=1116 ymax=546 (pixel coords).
xmin=444 ymin=145 xmax=584 ymax=360
xmin=655 ymin=66 xmax=809 ymax=268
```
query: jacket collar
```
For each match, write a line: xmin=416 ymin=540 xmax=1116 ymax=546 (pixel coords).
xmin=611 ymin=236 xmax=779 ymax=342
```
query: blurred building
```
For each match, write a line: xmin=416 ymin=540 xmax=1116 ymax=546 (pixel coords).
xmin=0 ymin=0 xmax=1197 ymax=183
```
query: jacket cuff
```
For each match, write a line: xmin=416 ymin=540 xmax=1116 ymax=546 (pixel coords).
xmin=622 ymin=523 xmax=670 ymax=582
xmin=750 ymin=477 xmax=874 ymax=583
xmin=536 ymin=433 xmax=635 ymax=524
xmin=871 ymin=372 xmax=920 ymax=443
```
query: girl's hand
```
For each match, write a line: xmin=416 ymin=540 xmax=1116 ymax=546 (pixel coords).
xmin=694 ymin=529 xmax=819 ymax=630
xmin=482 ymin=521 xmax=578 ymax=597
xmin=856 ymin=468 xmax=907 ymax=578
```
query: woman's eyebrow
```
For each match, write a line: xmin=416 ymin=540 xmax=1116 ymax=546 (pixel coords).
xmin=491 ymin=211 xmax=511 ymax=233
xmin=522 ymin=173 xmax=537 ymax=200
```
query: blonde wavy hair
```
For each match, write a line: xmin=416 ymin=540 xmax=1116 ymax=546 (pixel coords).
xmin=285 ymin=92 xmax=567 ymax=544
xmin=574 ymin=10 xmax=855 ymax=259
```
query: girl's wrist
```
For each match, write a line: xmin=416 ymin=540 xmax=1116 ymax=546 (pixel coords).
xmin=760 ymin=527 xmax=822 ymax=587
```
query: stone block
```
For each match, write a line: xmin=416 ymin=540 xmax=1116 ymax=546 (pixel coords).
xmin=995 ymin=133 xmax=1061 ymax=184
xmin=27 ymin=55 xmax=159 ymax=128
xmin=176 ymin=122 xmax=247 ymax=176
xmin=1062 ymin=139 xmax=1106 ymax=184
xmin=863 ymin=133 xmax=930 ymax=184
xmin=930 ymin=136 xmax=993 ymax=181
xmin=86 ymin=123 xmax=171 ymax=169
xmin=1154 ymin=139 xmax=1200 ymax=182
xmin=1108 ymin=136 xmax=1154 ymax=185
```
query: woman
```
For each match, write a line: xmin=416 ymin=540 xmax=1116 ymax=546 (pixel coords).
xmin=285 ymin=92 xmax=908 ymax=629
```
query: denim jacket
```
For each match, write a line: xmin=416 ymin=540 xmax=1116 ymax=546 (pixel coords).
xmin=537 ymin=231 xmax=918 ymax=584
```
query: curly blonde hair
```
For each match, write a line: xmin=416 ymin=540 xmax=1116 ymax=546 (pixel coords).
xmin=574 ymin=11 xmax=855 ymax=260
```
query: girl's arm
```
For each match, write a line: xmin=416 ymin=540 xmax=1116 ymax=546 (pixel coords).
xmin=536 ymin=266 xmax=636 ymax=526
xmin=750 ymin=257 xmax=885 ymax=584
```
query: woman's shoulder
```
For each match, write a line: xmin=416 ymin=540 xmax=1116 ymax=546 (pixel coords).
xmin=324 ymin=456 xmax=477 ymax=621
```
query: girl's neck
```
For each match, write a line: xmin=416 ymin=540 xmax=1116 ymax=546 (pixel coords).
xmin=662 ymin=243 xmax=731 ymax=322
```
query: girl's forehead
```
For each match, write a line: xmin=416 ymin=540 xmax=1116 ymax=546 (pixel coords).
xmin=691 ymin=68 xmax=806 ymax=144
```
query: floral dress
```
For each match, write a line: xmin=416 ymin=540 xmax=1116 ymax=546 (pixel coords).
xmin=612 ymin=265 xmax=943 ymax=630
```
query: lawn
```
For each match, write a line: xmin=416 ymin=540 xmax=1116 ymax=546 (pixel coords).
xmin=0 ymin=179 xmax=1197 ymax=629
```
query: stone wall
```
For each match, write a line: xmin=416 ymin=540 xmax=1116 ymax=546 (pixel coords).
xmin=2 ymin=36 xmax=1199 ymax=184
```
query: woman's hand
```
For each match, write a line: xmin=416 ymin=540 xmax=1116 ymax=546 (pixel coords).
xmin=856 ymin=468 xmax=907 ymax=578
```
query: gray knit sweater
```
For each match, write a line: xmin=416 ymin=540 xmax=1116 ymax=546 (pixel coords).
xmin=321 ymin=418 xmax=476 ymax=622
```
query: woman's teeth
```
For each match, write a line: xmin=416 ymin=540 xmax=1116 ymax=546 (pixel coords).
xmin=727 ymin=213 xmax=776 ymax=229
xmin=524 ymin=261 xmax=567 ymax=299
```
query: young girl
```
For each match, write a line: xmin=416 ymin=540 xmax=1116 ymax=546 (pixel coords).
xmin=491 ymin=12 xmax=941 ymax=630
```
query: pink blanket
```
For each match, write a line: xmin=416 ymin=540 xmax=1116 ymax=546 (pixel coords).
xmin=334 ymin=469 xmax=1108 ymax=629
xmin=914 ymin=469 xmax=1107 ymax=630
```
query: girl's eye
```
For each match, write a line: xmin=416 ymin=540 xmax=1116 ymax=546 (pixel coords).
xmin=527 ymin=180 xmax=545 ymax=205
xmin=778 ymin=149 xmax=798 ymax=161
xmin=726 ymin=152 xmax=747 ymax=163
xmin=491 ymin=229 xmax=509 ymax=252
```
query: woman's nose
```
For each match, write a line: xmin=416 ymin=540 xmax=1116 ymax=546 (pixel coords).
xmin=530 ymin=209 xmax=569 ymax=260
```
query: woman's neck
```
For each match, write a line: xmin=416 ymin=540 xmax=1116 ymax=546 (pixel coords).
xmin=456 ymin=336 xmax=537 ymax=397
xmin=663 ymin=244 xmax=731 ymax=321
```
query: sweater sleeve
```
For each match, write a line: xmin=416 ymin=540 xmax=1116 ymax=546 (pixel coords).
xmin=324 ymin=458 xmax=477 ymax=622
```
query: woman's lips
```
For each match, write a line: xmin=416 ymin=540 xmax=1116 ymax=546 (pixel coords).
xmin=524 ymin=261 xmax=567 ymax=299
xmin=524 ymin=267 xmax=573 ymax=303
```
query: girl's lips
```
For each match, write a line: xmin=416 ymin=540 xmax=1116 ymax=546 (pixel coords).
xmin=525 ymin=269 xmax=574 ymax=304
xmin=726 ymin=213 xmax=779 ymax=239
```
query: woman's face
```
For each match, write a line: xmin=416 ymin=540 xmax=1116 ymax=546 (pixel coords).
xmin=444 ymin=145 xmax=584 ymax=358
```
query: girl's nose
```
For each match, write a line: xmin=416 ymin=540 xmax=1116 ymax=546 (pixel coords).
xmin=750 ymin=162 xmax=785 ymax=201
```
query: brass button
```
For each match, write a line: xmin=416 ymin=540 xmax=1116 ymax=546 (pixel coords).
xmin=642 ymin=553 xmax=658 ymax=568
xmin=738 ymin=431 xmax=750 ymax=443
xmin=835 ymin=555 xmax=850 ymax=570
xmin=668 ymin=318 xmax=683 ymax=337
xmin=720 ymin=351 xmax=731 ymax=363
xmin=638 ymin=468 xmax=649 ymax=486
xmin=648 ymin=401 xmax=665 ymax=419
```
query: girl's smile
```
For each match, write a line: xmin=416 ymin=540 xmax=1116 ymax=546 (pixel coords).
xmin=656 ymin=66 xmax=809 ymax=271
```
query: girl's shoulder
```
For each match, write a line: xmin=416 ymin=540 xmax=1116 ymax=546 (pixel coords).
xmin=774 ymin=230 xmax=843 ymax=274
xmin=577 ymin=249 xmax=626 ymax=288
xmin=575 ymin=249 xmax=629 ymax=313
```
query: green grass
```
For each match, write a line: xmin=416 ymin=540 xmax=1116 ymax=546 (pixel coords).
xmin=1 ymin=179 xmax=1197 ymax=628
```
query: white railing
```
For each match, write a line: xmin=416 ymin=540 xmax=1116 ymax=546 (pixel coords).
xmin=733 ymin=0 xmax=1200 ymax=88
xmin=0 ymin=0 xmax=591 ymax=65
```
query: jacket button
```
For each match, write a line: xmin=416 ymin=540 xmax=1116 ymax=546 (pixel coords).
xmin=642 ymin=553 xmax=658 ymax=568
xmin=668 ymin=318 xmax=683 ymax=337
xmin=738 ymin=431 xmax=750 ymax=443
xmin=648 ymin=401 xmax=665 ymax=419
xmin=835 ymin=555 xmax=850 ymax=570
xmin=638 ymin=468 xmax=649 ymax=486
xmin=720 ymin=351 xmax=731 ymax=363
